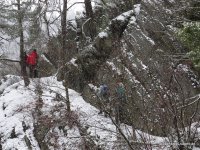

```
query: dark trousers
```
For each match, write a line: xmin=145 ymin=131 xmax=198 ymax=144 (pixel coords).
xmin=115 ymin=98 xmax=126 ymax=124
xmin=29 ymin=65 xmax=38 ymax=78
xmin=98 ymin=95 xmax=109 ymax=114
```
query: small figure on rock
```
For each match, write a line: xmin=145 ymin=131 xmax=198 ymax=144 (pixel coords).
xmin=115 ymin=81 xmax=127 ymax=124
xmin=97 ymin=83 xmax=110 ymax=116
xmin=26 ymin=48 xmax=38 ymax=78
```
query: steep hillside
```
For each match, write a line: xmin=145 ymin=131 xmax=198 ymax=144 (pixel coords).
xmin=60 ymin=0 xmax=200 ymax=141
xmin=0 ymin=0 xmax=199 ymax=149
xmin=1 ymin=76 xmax=194 ymax=150
xmin=0 ymin=76 xmax=118 ymax=149
xmin=0 ymin=76 xmax=200 ymax=150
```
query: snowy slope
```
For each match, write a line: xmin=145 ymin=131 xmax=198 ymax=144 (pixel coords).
xmin=0 ymin=76 xmax=199 ymax=150
xmin=0 ymin=76 xmax=124 ymax=149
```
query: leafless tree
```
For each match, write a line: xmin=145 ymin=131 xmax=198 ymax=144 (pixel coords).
xmin=17 ymin=0 xmax=30 ymax=86
xmin=84 ymin=0 xmax=97 ymax=40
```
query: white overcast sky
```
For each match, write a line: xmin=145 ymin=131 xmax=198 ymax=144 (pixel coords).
xmin=67 ymin=0 xmax=85 ymax=20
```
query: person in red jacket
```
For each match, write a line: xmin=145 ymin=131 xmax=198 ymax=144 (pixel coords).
xmin=26 ymin=49 xmax=38 ymax=78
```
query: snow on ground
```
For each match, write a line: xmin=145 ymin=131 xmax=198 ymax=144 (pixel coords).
xmin=106 ymin=61 xmax=121 ymax=75
xmin=0 ymin=76 xmax=199 ymax=150
xmin=0 ymin=79 xmax=39 ymax=149
xmin=40 ymin=77 xmax=119 ymax=149
xmin=0 ymin=76 xmax=124 ymax=149
xmin=134 ymin=4 xmax=141 ymax=16
xmin=99 ymin=32 xmax=108 ymax=38
xmin=0 ymin=75 xmax=21 ymax=93
xmin=115 ymin=10 xmax=134 ymax=22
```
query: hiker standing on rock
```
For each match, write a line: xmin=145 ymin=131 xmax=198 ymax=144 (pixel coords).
xmin=115 ymin=81 xmax=127 ymax=124
xmin=26 ymin=48 xmax=38 ymax=78
xmin=98 ymin=83 xmax=110 ymax=116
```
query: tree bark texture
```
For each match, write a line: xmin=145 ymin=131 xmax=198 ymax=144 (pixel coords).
xmin=84 ymin=0 xmax=96 ymax=39
xmin=61 ymin=0 xmax=70 ymax=112
xmin=17 ymin=0 xmax=30 ymax=86
xmin=61 ymin=0 xmax=67 ymax=62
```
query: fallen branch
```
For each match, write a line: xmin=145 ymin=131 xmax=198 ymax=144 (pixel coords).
xmin=0 ymin=58 xmax=20 ymax=63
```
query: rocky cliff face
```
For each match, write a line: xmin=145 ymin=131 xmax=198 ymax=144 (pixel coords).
xmin=62 ymin=0 xmax=200 ymax=136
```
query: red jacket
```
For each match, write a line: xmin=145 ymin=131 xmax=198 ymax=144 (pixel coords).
xmin=26 ymin=51 xmax=38 ymax=65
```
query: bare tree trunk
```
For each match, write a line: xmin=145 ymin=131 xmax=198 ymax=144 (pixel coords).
xmin=59 ymin=0 xmax=67 ymax=71
xmin=17 ymin=0 xmax=30 ymax=86
xmin=84 ymin=0 xmax=96 ymax=40
xmin=84 ymin=0 xmax=93 ymax=18
xmin=61 ymin=0 xmax=67 ymax=62
xmin=173 ymin=116 xmax=184 ymax=150
xmin=43 ymin=1 xmax=50 ymax=38
xmin=0 ymin=136 xmax=2 ymax=150
xmin=64 ymin=85 xmax=70 ymax=112
xmin=61 ymin=0 xmax=70 ymax=112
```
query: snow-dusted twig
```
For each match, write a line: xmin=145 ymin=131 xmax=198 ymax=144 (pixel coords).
xmin=82 ymin=18 xmax=92 ymax=42
xmin=177 ymin=96 xmax=200 ymax=109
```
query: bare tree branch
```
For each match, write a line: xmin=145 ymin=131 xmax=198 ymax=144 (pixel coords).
xmin=67 ymin=2 xmax=84 ymax=11
xmin=178 ymin=97 xmax=200 ymax=109
xmin=0 ymin=58 xmax=20 ymax=63
xmin=0 ymin=35 xmax=9 ymax=41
